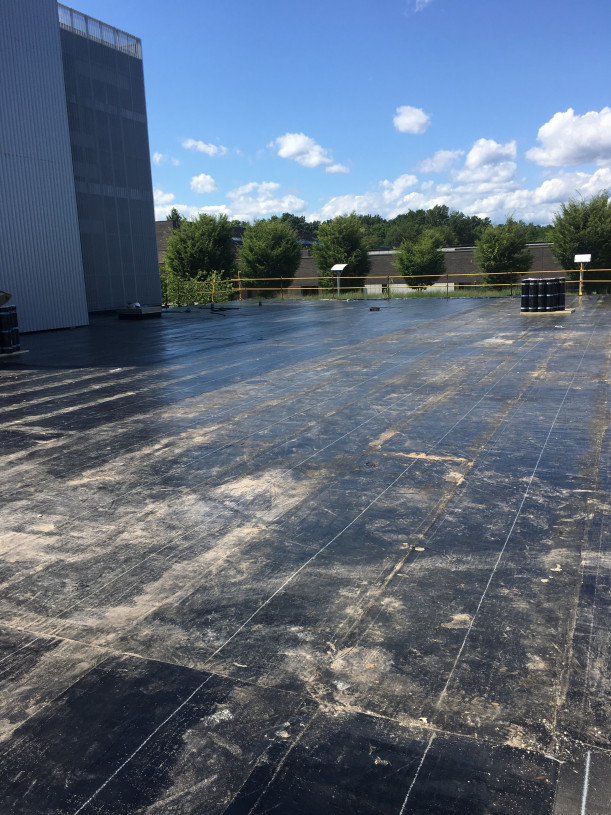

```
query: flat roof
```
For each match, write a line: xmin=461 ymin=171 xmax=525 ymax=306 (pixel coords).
xmin=0 ymin=296 xmax=609 ymax=813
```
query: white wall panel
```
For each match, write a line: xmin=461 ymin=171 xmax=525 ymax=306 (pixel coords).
xmin=0 ymin=0 xmax=88 ymax=333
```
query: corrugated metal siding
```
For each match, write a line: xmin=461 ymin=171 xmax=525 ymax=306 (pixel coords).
xmin=0 ymin=0 xmax=89 ymax=333
xmin=60 ymin=29 xmax=161 ymax=311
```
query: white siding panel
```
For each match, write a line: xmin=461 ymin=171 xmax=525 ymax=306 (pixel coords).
xmin=0 ymin=0 xmax=88 ymax=332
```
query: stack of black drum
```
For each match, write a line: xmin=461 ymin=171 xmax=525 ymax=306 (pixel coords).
xmin=521 ymin=278 xmax=565 ymax=312
xmin=0 ymin=306 xmax=20 ymax=354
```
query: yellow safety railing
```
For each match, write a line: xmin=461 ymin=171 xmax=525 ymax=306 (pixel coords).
xmin=162 ymin=269 xmax=610 ymax=306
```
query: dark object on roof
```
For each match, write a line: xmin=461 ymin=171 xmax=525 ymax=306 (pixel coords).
xmin=117 ymin=305 xmax=162 ymax=319
xmin=0 ymin=291 xmax=11 ymax=306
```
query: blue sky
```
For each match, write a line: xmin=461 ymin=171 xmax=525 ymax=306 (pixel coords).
xmin=72 ymin=0 xmax=611 ymax=225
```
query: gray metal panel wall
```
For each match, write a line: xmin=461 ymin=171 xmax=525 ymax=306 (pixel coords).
xmin=0 ymin=0 xmax=88 ymax=333
xmin=60 ymin=30 xmax=161 ymax=311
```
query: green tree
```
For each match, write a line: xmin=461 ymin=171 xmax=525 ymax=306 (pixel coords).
xmin=239 ymin=217 xmax=302 ymax=294
xmin=424 ymin=204 xmax=450 ymax=229
xmin=279 ymin=213 xmax=320 ymax=242
xmin=521 ymin=221 xmax=553 ymax=243
xmin=394 ymin=229 xmax=446 ymax=288
xmin=356 ymin=214 xmax=388 ymax=250
xmin=386 ymin=207 xmax=492 ymax=248
xmin=551 ymin=192 xmax=611 ymax=292
xmin=447 ymin=211 xmax=491 ymax=246
xmin=386 ymin=210 xmax=427 ymax=247
xmin=474 ymin=217 xmax=533 ymax=285
xmin=166 ymin=207 xmax=185 ymax=223
xmin=164 ymin=213 xmax=235 ymax=284
xmin=312 ymin=213 xmax=371 ymax=292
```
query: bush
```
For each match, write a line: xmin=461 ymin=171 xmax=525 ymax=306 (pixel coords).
xmin=162 ymin=274 xmax=234 ymax=306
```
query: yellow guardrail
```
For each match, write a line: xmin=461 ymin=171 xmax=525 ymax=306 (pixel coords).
xmin=162 ymin=269 xmax=610 ymax=306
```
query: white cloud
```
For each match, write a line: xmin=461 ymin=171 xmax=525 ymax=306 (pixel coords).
xmin=271 ymin=132 xmax=334 ymax=168
xmin=190 ymin=173 xmax=218 ymax=194
xmin=381 ymin=174 xmax=418 ymax=201
xmin=309 ymin=160 xmax=611 ymax=225
xmin=194 ymin=205 xmax=233 ymax=217
xmin=153 ymin=203 xmax=187 ymax=220
xmin=155 ymin=164 xmax=611 ymax=227
xmin=311 ymin=175 xmax=422 ymax=221
xmin=417 ymin=149 xmax=464 ymax=173
xmin=314 ymin=194 xmax=379 ymax=221
xmin=227 ymin=181 xmax=307 ymax=221
xmin=153 ymin=180 xmax=306 ymax=222
xmin=153 ymin=152 xmax=180 ymax=166
xmin=464 ymin=138 xmax=517 ymax=169
xmin=393 ymin=105 xmax=431 ymax=134
xmin=413 ymin=0 xmax=434 ymax=9
xmin=313 ymin=188 xmax=433 ymax=222
xmin=154 ymin=203 xmax=231 ymax=220
xmin=326 ymin=163 xmax=350 ymax=174
xmin=452 ymin=161 xmax=517 ymax=185
xmin=428 ymin=165 xmax=611 ymax=224
xmin=232 ymin=181 xmax=276 ymax=197
xmin=153 ymin=187 xmax=175 ymax=205
xmin=526 ymin=107 xmax=611 ymax=167
xmin=532 ymin=167 xmax=611 ymax=203
xmin=153 ymin=189 xmax=206 ymax=221
xmin=182 ymin=138 xmax=228 ymax=156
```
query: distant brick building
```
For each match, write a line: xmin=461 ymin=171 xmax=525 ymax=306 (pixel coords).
xmin=155 ymin=220 xmax=180 ymax=267
xmin=288 ymin=243 xmax=563 ymax=295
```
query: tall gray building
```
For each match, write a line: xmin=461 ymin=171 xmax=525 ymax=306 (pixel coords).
xmin=59 ymin=5 xmax=160 ymax=313
xmin=0 ymin=0 xmax=159 ymax=333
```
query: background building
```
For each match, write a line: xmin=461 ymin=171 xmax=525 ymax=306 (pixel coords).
xmin=0 ymin=0 xmax=159 ymax=333
xmin=59 ymin=4 xmax=160 ymax=314
xmin=286 ymin=243 xmax=563 ymax=296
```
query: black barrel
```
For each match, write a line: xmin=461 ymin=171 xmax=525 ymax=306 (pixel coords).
xmin=0 ymin=306 xmax=19 ymax=354
xmin=557 ymin=277 xmax=565 ymax=311
xmin=546 ymin=278 xmax=557 ymax=311
xmin=537 ymin=279 xmax=547 ymax=311
xmin=521 ymin=278 xmax=530 ymax=311
xmin=529 ymin=278 xmax=538 ymax=311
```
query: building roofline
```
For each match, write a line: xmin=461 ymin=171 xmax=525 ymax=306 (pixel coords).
xmin=58 ymin=4 xmax=142 ymax=59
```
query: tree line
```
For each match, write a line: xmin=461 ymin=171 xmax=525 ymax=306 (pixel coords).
xmin=162 ymin=193 xmax=611 ymax=299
